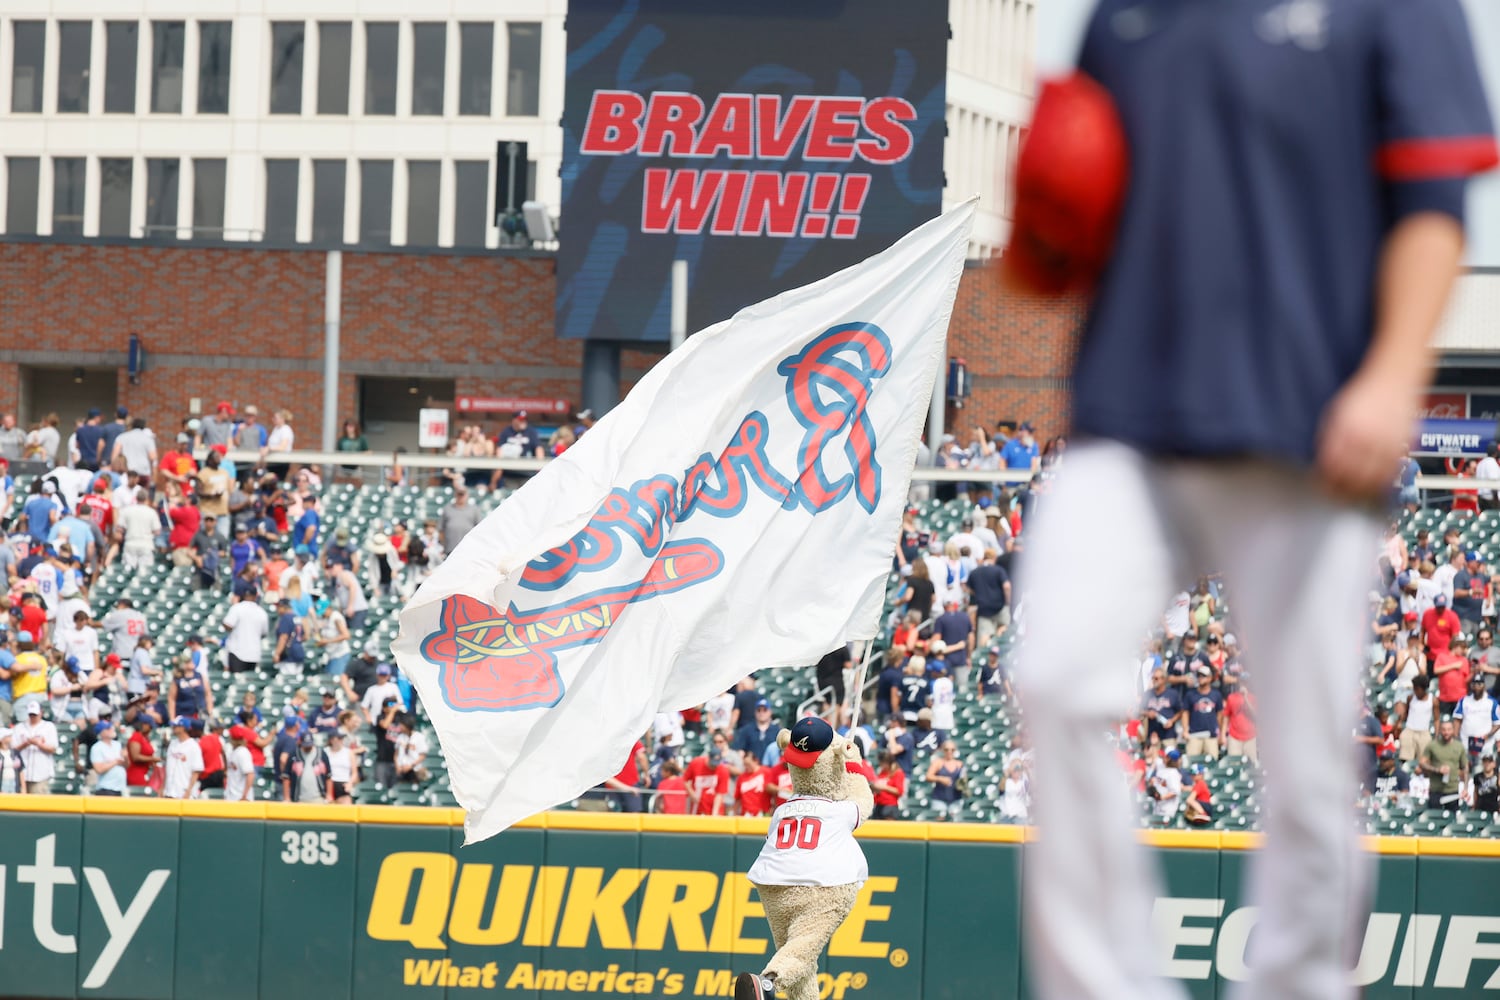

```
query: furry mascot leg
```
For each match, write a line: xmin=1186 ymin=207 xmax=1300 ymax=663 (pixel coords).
xmin=756 ymin=883 xmax=861 ymax=1000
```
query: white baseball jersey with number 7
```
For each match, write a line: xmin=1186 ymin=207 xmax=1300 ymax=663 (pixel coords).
xmin=747 ymin=795 xmax=867 ymax=887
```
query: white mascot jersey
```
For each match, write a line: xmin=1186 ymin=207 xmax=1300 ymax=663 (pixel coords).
xmin=747 ymin=794 xmax=868 ymax=888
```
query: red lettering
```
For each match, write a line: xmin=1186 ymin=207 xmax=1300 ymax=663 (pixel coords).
xmin=710 ymin=172 xmax=749 ymax=235
xmin=740 ymin=171 xmax=808 ymax=237
xmin=755 ymin=96 xmax=818 ymax=159
xmin=692 ymin=94 xmax=755 ymax=159
xmin=774 ymin=816 xmax=823 ymax=850
xmin=580 ymin=90 xmax=646 ymax=155
xmin=856 ymin=97 xmax=917 ymax=164
xmin=641 ymin=168 xmax=723 ymax=234
xmin=640 ymin=92 xmax=707 ymax=157
xmin=804 ymin=97 xmax=864 ymax=161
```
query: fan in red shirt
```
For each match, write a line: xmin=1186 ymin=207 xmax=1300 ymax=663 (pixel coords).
xmin=731 ymin=755 xmax=774 ymax=816
xmin=602 ymin=740 xmax=647 ymax=813
xmin=18 ymin=594 xmax=48 ymax=644
xmin=1422 ymin=596 xmax=1461 ymax=658
xmin=125 ymin=718 xmax=159 ymax=787
xmin=654 ymin=759 xmax=689 ymax=815
xmin=1223 ymin=682 xmax=1258 ymax=761
xmin=870 ymin=753 xmax=908 ymax=819
xmin=78 ymin=478 xmax=115 ymax=535
xmin=167 ymin=496 xmax=201 ymax=553
xmin=195 ymin=719 xmax=226 ymax=790
xmin=1434 ymin=635 xmax=1473 ymax=714
xmin=682 ymin=742 xmax=732 ymax=816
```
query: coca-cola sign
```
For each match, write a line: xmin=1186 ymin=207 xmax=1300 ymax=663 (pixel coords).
xmin=1417 ymin=393 xmax=1467 ymax=420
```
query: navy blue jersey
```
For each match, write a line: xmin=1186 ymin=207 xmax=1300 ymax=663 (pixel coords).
xmin=1141 ymin=687 xmax=1182 ymax=740
xmin=1072 ymin=0 xmax=1496 ymax=461
xmin=899 ymin=674 xmax=930 ymax=717
xmin=1185 ymin=687 xmax=1224 ymax=736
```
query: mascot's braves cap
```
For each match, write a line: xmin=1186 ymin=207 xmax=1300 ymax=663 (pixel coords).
xmin=783 ymin=717 xmax=834 ymax=768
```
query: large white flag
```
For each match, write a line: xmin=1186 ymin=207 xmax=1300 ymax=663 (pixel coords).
xmin=393 ymin=200 xmax=975 ymax=842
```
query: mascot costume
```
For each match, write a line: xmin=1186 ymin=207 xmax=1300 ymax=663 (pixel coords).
xmin=735 ymin=717 xmax=875 ymax=1000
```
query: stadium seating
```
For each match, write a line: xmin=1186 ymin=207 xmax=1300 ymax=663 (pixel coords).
xmin=16 ymin=477 xmax=1496 ymax=836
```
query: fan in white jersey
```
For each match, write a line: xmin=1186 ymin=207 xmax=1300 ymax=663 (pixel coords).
xmin=737 ymin=717 xmax=873 ymax=1000
xmin=162 ymin=718 xmax=204 ymax=799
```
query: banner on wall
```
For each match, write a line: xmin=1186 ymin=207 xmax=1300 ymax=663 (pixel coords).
xmin=557 ymin=0 xmax=949 ymax=342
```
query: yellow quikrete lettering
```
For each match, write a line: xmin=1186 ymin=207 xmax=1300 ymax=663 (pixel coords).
xmin=694 ymin=968 xmax=734 ymax=996
xmin=828 ymin=876 xmax=896 ymax=958
xmin=368 ymin=852 xmax=456 ymax=950
xmin=448 ymin=863 xmax=533 ymax=946
xmin=522 ymin=866 xmax=572 ymax=946
xmin=707 ymin=873 xmax=767 ymax=954
xmin=557 ymin=867 xmax=647 ymax=948
xmin=635 ymin=869 xmax=722 ymax=951
xmin=536 ymin=968 xmax=569 ymax=990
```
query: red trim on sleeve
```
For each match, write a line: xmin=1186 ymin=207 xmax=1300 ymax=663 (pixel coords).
xmin=1376 ymin=136 xmax=1500 ymax=181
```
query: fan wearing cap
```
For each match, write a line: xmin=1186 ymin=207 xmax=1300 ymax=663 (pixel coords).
xmin=224 ymin=725 xmax=258 ymax=802
xmin=198 ymin=402 xmax=237 ymax=449
xmin=1454 ymin=673 xmax=1500 ymax=769
xmin=161 ymin=717 xmax=204 ymax=799
xmin=1146 ymin=747 xmax=1185 ymax=823
xmin=1421 ymin=593 xmax=1461 ymax=663
xmin=13 ymin=699 xmax=59 ymax=792
xmin=1452 ymin=551 xmax=1487 ymax=637
xmin=1183 ymin=664 xmax=1225 ymax=759
xmin=736 ymin=717 xmax=873 ymax=1000
xmin=359 ymin=656 xmax=405 ymax=726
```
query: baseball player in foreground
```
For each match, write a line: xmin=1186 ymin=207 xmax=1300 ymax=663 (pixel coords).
xmin=1006 ymin=1 xmax=1498 ymax=999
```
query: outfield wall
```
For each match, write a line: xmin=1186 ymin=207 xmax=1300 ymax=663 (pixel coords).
xmin=0 ymin=799 xmax=1496 ymax=999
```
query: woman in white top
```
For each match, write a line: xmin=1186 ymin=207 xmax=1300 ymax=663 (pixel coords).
xmin=326 ymin=731 xmax=357 ymax=803
xmin=265 ymin=409 xmax=295 ymax=479
xmin=1400 ymin=674 xmax=1436 ymax=763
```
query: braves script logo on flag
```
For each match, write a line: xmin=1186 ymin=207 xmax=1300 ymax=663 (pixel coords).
xmin=421 ymin=323 xmax=892 ymax=712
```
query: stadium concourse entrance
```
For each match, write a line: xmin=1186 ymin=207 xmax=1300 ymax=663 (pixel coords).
xmin=357 ymin=375 xmax=455 ymax=453
xmin=16 ymin=364 xmax=118 ymax=465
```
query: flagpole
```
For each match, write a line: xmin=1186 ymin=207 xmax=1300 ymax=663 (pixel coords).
xmin=847 ymin=641 xmax=875 ymax=733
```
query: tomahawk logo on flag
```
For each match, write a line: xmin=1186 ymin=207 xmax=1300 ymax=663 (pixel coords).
xmin=393 ymin=200 xmax=975 ymax=841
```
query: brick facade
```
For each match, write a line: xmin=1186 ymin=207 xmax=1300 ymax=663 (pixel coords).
xmin=0 ymin=242 xmax=1081 ymax=444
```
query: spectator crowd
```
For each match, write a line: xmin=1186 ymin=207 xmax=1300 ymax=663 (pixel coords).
xmin=2 ymin=403 xmax=1495 ymax=828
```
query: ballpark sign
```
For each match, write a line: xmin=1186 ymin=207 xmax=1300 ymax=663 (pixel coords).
xmin=557 ymin=0 xmax=947 ymax=342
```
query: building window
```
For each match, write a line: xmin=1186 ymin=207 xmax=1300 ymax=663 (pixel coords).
xmin=99 ymin=158 xmax=134 ymax=237
xmin=364 ymin=23 xmax=397 ymax=116
xmin=269 ymin=22 xmax=305 ymax=115
xmin=197 ymin=22 xmax=232 ymax=114
xmin=506 ymin=23 xmax=541 ymax=117
xmin=458 ymin=23 xmax=492 ymax=116
xmin=11 ymin=22 xmax=45 ymax=113
xmin=359 ymin=160 xmax=393 ymax=245
xmin=193 ymin=158 xmax=226 ymax=237
xmin=317 ymin=22 xmax=351 ymax=115
xmin=146 ymin=159 xmax=180 ymax=236
xmin=5 ymin=158 xmax=40 ymax=235
xmin=406 ymin=161 xmax=440 ymax=246
xmin=52 ymin=158 xmax=86 ymax=237
xmin=411 ymin=23 xmax=446 ymax=116
xmin=265 ymin=159 xmax=299 ymax=241
xmin=453 ymin=161 xmax=488 ymax=247
xmin=312 ymin=160 xmax=346 ymax=244
xmin=104 ymin=22 xmax=139 ymax=114
xmin=57 ymin=22 xmax=92 ymax=113
xmin=151 ymin=21 xmax=186 ymax=113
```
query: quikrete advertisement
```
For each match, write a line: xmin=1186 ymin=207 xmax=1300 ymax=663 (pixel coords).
xmin=557 ymin=0 xmax=947 ymax=342
xmin=3 ymin=805 xmax=1500 ymax=999
xmin=369 ymin=855 xmax=898 ymax=996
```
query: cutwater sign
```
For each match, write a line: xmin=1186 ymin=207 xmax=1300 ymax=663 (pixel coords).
xmin=2 ymin=803 xmax=1500 ymax=998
